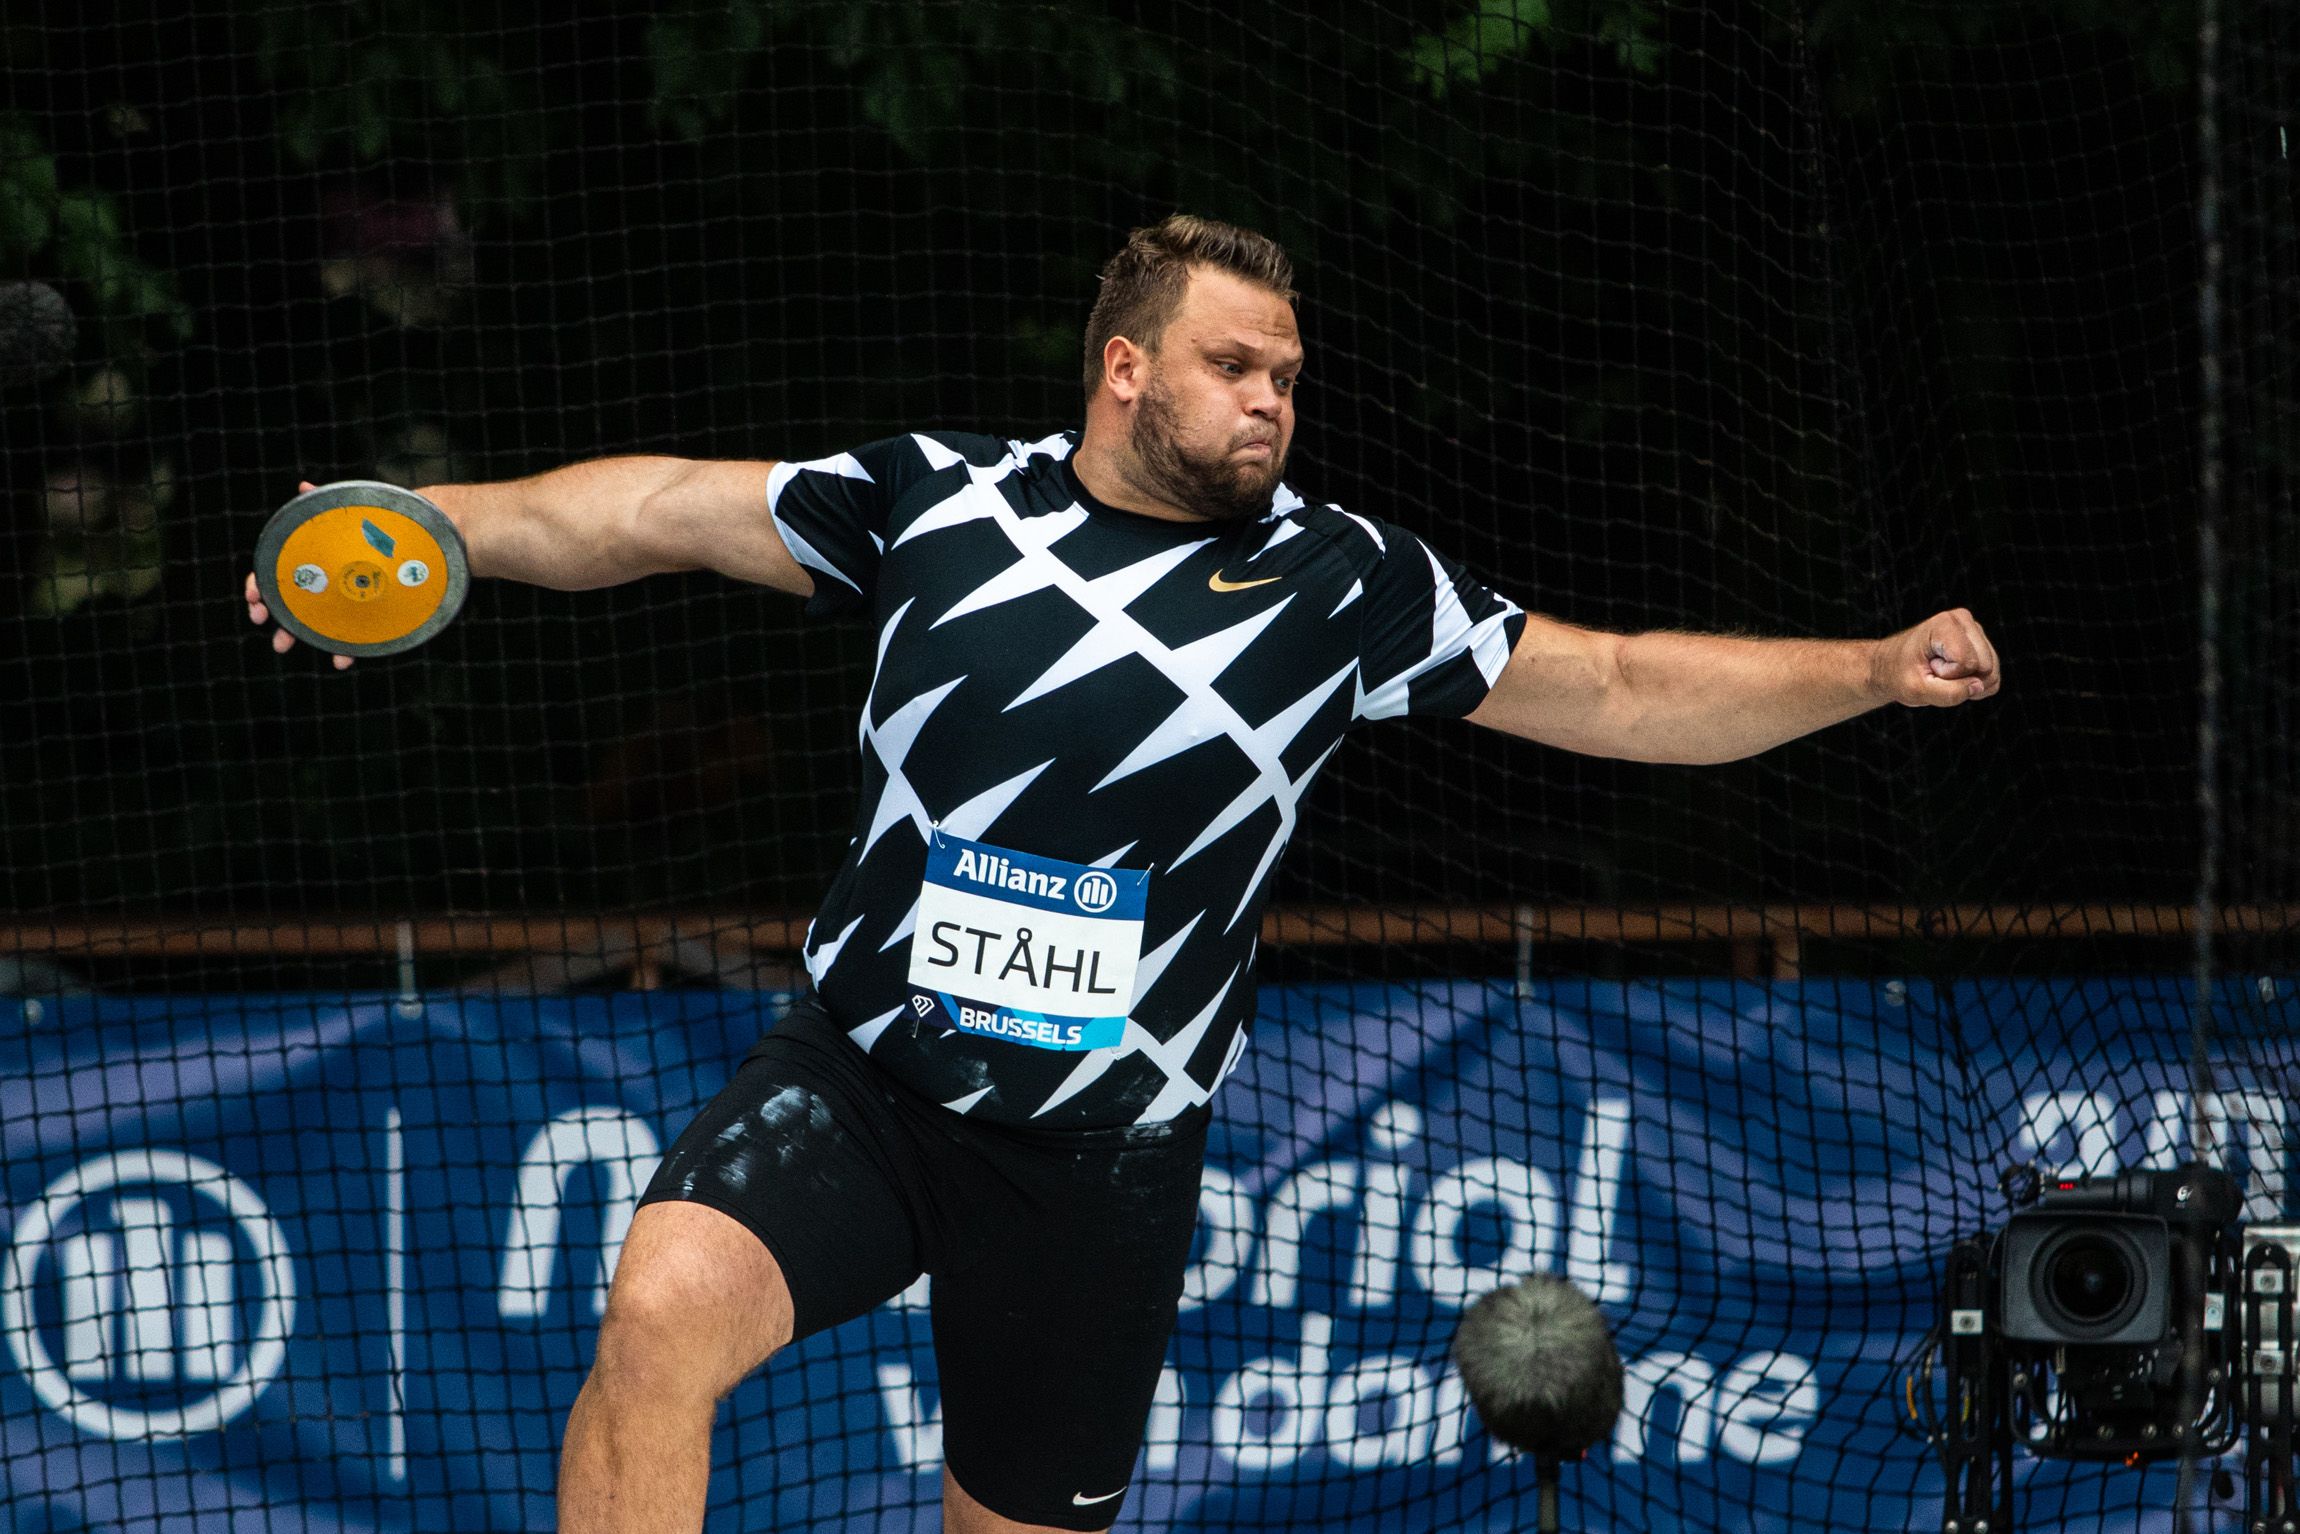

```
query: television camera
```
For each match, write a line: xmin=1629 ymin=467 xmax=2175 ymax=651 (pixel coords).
xmin=1927 ymin=1162 xmax=2300 ymax=1532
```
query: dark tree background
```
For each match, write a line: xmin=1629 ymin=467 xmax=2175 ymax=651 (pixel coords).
xmin=0 ymin=0 xmax=2291 ymax=984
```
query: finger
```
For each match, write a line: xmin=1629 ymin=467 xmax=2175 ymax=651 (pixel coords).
xmin=244 ymin=572 xmax=267 ymax=624
xmin=1926 ymin=644 xmax=1977 ymax=678
xmin=272 ymin=627 xmax=296 ymax=654
xmin=1945 ymin=613 xmax=2000 ymax=695
xmin=1911 ymin=671 xmax=1973 ymax=708
xmin=298 ymin=480 xmax=316 ymax=493
xmin=332 ymin=653 xmax=354 ymax=671
xmin=1966 ymin=619 xmax=2000 ymax=686
xmin=1925 ymin=620 xmax=1985 ymax=678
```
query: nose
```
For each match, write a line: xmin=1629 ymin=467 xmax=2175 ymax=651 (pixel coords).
xmin=1244 ymin=374 xmax=1283 ymax=421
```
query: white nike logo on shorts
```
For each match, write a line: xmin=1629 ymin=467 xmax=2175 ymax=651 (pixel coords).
xmin=1072 ymin=1488 xmax=1126 ymax=1506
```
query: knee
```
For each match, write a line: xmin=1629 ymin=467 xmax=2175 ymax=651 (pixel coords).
xmin=581 ymin=1200 xmax=793 ymax=1404
xmin=590 ymin=1262 xmax=776 ymax=1406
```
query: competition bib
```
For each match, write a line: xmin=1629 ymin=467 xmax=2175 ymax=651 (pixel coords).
xmin=906 ymin=830 xmax=1150 ymax=1051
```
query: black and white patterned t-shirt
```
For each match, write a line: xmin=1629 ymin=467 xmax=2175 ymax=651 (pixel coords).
xmin=768 ymin=428 xmax=1525 ymax=1129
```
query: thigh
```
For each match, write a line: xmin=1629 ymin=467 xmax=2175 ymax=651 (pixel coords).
xmin=929 ymin=1125 xmax=1206 ymax=1532
xmin=640 ymin=1009 xmax=928 ymax=1341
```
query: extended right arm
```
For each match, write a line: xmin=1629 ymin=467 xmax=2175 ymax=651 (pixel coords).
xmin=420 ymin=456 xmax=811 ymax=595
xmin=246 ymin=457 xmax=813 ymax=664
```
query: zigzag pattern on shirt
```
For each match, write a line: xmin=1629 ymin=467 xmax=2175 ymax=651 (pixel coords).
xmin=888 ymin=484 xmax=1364 ymax=1118
xmin=769 ymin=428 xmax=1524 ymax=1125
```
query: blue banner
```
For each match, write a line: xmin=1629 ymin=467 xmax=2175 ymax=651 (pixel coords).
xmin=2 ymin=978 xmax=2290 ymax=1532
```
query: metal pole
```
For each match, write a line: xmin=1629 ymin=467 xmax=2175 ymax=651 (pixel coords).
xmin=2180 ymin=0 xmax=2228 ymax=1525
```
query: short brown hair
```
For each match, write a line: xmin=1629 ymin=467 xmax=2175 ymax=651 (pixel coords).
xmin=1082 ymin=214 xmax=1297 ymax=394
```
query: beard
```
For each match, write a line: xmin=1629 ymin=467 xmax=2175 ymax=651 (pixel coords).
xmin=1128 ymin=373 xmax=1288 ymax=522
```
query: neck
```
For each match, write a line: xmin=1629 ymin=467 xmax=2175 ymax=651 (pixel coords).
xmin=1072 ymin=417 xmax=1211 ymax=525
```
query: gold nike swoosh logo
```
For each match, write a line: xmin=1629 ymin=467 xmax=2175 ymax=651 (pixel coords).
xmin=1208 ymin=570 xmax=1282 ymax=593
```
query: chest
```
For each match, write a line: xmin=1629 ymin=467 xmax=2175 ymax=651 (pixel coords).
xmin=879 ymin=511 xmax=1357 ymax=721
xmin=853 ymin=519 xmax=1363 ymax=858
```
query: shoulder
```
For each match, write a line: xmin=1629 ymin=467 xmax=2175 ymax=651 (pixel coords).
xmin=780 ymin=429 xmax=1047 ymax=478
xmin=888 ymin=428 xmax=1075 ymax=471
xmin=838 ymin=429 xmax=1081 ymax=500
xmin=1270 ymin=496 xmax=1413 ymax=581
xmin=774 ymin=429 xmax=1054 ymax=507
xmin=891 ymin=429 xmax=1038 ymax=472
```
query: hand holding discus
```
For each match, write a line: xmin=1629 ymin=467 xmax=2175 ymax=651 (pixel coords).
xmin=244 ymin=480 xmax=469 ymax=668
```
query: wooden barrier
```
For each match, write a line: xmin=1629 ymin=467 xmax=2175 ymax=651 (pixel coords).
xmin=4 ymin=904 xmax=2295 ymax=989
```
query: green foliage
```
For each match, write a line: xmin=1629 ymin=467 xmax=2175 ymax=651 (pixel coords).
xmin=647 ymin=0 xmax=1177 ymax=157
xmin=1405 ymin=0 xmax=1553 ymax=99
xmin=0 ymin=119 xmax=59 ymax=252
xmin=1404 ymin=0 xmax=1662 ymax=98
xmin=52 ymin=191 xmax=192 ymax=338
xmin=0 ymin=113 xmax=193 ymax=344
xmin=237 ymin=0 xmax=551 ymax=215
xmin=24 ymin=521 xmax=166 ymax=618
xmin=1006 ymin=313 xmax=1078 ymax=379
xmin=646 ymin=0 xmax=771 ymax=142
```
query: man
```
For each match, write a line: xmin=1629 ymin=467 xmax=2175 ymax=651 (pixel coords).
xmin=247 ymin=214 xmax=1999 ymax=1532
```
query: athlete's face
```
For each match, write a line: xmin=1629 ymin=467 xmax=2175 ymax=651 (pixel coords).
xmin=1129 ymin=268 xmax=1302 ymax=522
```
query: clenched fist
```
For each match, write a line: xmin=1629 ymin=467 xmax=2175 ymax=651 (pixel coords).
xmin=1870 ymin=608 xmax=2001 ymax=708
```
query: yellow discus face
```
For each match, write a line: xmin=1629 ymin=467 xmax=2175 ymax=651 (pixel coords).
xmin=271 ymin=505 xmax=452 ymax=646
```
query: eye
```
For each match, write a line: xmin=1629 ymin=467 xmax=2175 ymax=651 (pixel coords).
xmin=1215 ymin=359 xmax=1243 ymax=377
xmin=1275 ymin=375 xmax=1298 ymax=394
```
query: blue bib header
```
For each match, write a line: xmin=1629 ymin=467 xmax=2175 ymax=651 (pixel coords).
xmin=923 ymin=831 xmax=1149 ymax=922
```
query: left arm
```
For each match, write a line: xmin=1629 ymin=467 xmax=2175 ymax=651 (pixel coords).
xmin=1465 ymin=607 xmax=2001 ymax=765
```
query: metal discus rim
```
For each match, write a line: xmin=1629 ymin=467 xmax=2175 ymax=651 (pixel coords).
xmin=252 ymin=480 xmax=470 ymax=657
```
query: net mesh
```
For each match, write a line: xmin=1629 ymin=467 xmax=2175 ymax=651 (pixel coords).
xmin=0 ymin=1 xmax=2290 ymax=1530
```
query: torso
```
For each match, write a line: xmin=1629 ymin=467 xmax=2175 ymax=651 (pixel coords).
xmin=781 ymin=428 xmax=1518 ymax=1128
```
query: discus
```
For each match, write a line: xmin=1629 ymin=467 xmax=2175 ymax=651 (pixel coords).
xmin=252 ymin=481 xmax=469 ymax=657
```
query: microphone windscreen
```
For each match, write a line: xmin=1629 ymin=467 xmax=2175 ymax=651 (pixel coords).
xmin=1452 ymin=1272 xmax=1625 ymax=1459
xmin=0 ymin=281 xmax=78 ymax=388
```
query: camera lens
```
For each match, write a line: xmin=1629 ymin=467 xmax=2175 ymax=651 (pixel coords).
xmin=2046 ymin=1236 xmax=2132 ymax=1321
xmin=2034 ymin=1228 xmax=2147 ymax=1337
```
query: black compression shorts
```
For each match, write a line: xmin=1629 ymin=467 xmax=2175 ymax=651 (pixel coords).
xmin=638 ymin=995 xmax=1208 ymax=1530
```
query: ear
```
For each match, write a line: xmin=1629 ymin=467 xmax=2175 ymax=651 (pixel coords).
xmin=1101 ymin=335 xmax=1150 ymax=403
